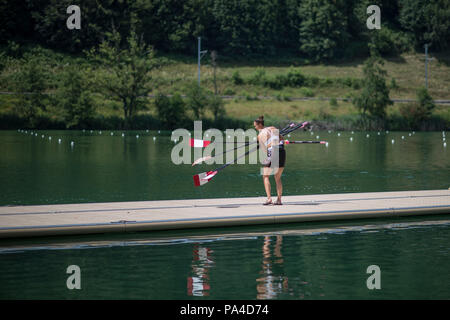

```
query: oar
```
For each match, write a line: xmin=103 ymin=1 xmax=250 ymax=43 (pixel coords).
xmin=284 ymin=140 xmax=327 ymax=144
xmin=192 ymin=121 xmax=309 ymax=166
xmin=192 ymin=121 xmax=311 ymax=186
xmin=193 ymin=145 xmax=259 ymax=186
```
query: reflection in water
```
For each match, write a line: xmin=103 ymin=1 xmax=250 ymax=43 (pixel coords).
xmin=187 ymin=245 xmax=214 ymax=296
xmin=0 ymin=218 xmax=448 ymax=299
xmin=256 ymin=236 xmax=289 ymax=299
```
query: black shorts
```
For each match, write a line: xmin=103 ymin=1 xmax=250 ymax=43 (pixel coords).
xmin=263 ymin=147 xmax=286 ymax=168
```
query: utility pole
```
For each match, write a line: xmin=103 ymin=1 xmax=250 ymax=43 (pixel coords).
xmin=211 ymin=50 xmax=218 ymax=95
xmin=197 ymin=37 xmax=208 ymax=86
xmin=424 ymin=44 xmax=434 ymax=89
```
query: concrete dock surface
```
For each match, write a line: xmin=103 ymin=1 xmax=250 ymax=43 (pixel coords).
xmin=0 ymin=189 xmax=449 ymax=238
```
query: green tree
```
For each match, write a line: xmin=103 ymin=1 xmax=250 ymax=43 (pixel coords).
xmin=12 ymin=55 xmax=48 ymax=126
xmin=399 ymin=0 xmax=450 ymax=50
xmin=400 ymin=88 xmax=436 ymax=129
xmin=185 ymin=84 xmax=208 ymax=119
xmin=26 ymin=0 xmax=133 ymax=52
xmin=154 ymin=93 xmax=186 ymax=129
xmin=208 ymin=94 xmax=225 ymax=122
xmin=298 ymin=0 xmax=349 ymax=62
xmin=212 ymin=0 xmax=281 ymax=55
xmin=88 ymin=29 xmax=155 ymax=127
xmin=353 ymin=53 xmax=392 ymax=121
xmin=55 ymin=65 xmax=95 ymax=128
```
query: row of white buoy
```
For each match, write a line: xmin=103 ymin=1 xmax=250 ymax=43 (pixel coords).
xmin=16 ymin=129 xmax=448 ymax=148
xmin=81 ymin=129 xmax=162 ymax=135
xmin=17 ymin=129 xmax=163 ymax=148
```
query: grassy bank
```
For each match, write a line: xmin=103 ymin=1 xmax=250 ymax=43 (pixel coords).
xmin=0 ymin=46 xmax=449 ymax=130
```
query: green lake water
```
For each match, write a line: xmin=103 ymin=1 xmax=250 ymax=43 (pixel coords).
xmin=0 ymin=129 xmax=449 ymax=299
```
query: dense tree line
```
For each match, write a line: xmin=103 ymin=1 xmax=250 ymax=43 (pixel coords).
xmin=1 ymin=0 xmax=449 ymax=60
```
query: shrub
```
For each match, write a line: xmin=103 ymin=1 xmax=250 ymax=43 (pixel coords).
xmin=154 ymin=93 xmax=187 ymax=129
xmin=231 ymin=71 xmax=244 ymax=85
xmin=223 ymin=88 xmax=235 ymax=96
xmin=248 ymin=68 xmax=267 ymax=86
xmin=266 ymin=75 xmax=285 ymax=90
xmin=300 ymin=87 xmax=314 ymax=97
xmin=329 ymin=98 xmax=338 ymax=107
xmin=304 ymin=76 xmax=320 ymax=87
xmin=286 ymin=68 xmax=305 ymax=87
xmin=390 ymin=78 xmax=399 ymax=90
xmin=399 ymin=88 xmax=436 ymax=129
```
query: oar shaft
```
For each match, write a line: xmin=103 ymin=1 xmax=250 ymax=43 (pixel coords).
xmin=204 ymin=122 xmax=302 ymax=159
xmin=285 ymin=140 xmax=326 ymax=144
xmin=215 ymin=145 xmax=259 ymax=172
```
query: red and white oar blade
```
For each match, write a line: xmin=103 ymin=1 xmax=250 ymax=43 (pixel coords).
xmin=193 ymin=171 xmax=218 ymax=187
xmin=189 ymin=138 xmax=211 ymax=148
xmin=192 ymin=155 xmax=212 ymax=166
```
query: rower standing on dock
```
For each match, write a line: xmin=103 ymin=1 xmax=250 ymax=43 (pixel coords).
xmin=254 ymin=116 xmax=286 ymax=206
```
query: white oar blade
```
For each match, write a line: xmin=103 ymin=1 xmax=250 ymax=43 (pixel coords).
xmin=192 ymin=156 xmax=212 ymax=166
xmin=189 ymin=138 xmax=211 ymax=148
xmin=193 ymin=171 xmax=217 ymax=187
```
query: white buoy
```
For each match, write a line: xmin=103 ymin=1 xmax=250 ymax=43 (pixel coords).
xmin=350 ymin=137 xmax=353 ymax=142
xmin=401 ymin=136 xmax=405 ymax=139
xmin=287 ymin=134 xmax=291 ymax=138
xmin=337 ymin=133 xmax=341 ymax=137
xmin=409 ymin=133 xmax=412 ymax=136
xmin=366 ymin=134 xmax=370 ymax=138
xmin=122 ymin=133 xmax=125 ymax=137
xmin=325 ymin=142 xmax=329 ymax=147
xmin=158 ymin=130 xmax=161 ymax=134
xmin=328 ymin=130 xmax=331 ymax=134
xmin=146 ymin=129 xmax=149 ymax=133
xmin=90 ymin=130 xmax=93 ymax=133
xmin=70 ymin=141 xmax=74 ymax=147
xmin=41 ymin=135 xmax=44 ymax=138
xmin=444 ymin=142 xmax=447 ymax=147
xmin=316 ymin=135 xmax=319 ymax=139
xmin=35 ymin=133 xmax=37 ymax=136
xmin=153 ymin=137 xmax=156 ymax=141
xmin=58 ymin=139 xmax=61 ymax=144
xmin=377 ymin=132 xmax=380 ymax=135
xmin=83 ymin=129 xmax=85 ymax=132
xmin=392 ymin=139 xmax=395 ymax=144
xmin=49 ymin=136 xmax=52 ymax=141
xmin=443 ymin=137 xmax=446 ymax=142
xmin=99 ymin=131 xmax=102 ymax=134
xmin=351 ymin=131 xmax=354 ymax=134
xmin=413 ymin=131 xmax=415 ymax=134
xmin=136 ymin=135 xmax=139 ymax=138
xmin=386 ymin=130 xmax=389 ymax=134
xmin=111 ymin=132 xmax=114 ymax=136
